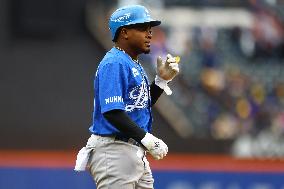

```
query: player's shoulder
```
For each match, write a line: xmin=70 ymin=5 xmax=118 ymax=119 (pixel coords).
xmin=99 ymin=48 xmax=129 ymax=69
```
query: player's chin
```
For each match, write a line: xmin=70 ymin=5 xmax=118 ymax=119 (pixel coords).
xmin=143 ymin=47 xmax=151 ymax=54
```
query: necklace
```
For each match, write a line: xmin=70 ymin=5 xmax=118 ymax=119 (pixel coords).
xmin=114 ymin=46 xmax=150 ymax=105
xmin=114 ymin=46 xmax=147 ymax=78
xmin=114 ymin=46 xmax=139 ymax=64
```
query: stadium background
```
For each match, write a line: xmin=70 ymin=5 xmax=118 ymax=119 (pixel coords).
xmin=1 ymin=0 xmax=284 ymax=188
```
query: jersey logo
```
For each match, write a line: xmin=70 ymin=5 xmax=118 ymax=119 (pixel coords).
xmin=125 ymin=81 xmax=148 ymax=112
xmin=132 ymin=67 xmax=139 ymax=77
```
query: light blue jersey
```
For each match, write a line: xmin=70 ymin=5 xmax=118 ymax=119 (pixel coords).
xmin=89 ymin=47 xmax=152 ymax=135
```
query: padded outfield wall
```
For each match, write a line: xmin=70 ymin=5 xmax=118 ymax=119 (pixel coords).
xmin=0 ymin=151 xmax=283 ymax=189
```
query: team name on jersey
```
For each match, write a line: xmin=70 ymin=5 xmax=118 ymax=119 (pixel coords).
xmin=105 ymin=96 xmax=123 ymax=104
xmin=125 ymin=81 xmax=148 ymax=112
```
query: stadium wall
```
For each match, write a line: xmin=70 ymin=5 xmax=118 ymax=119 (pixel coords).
xmin=0 ymin=151 xmax=283 ymax=189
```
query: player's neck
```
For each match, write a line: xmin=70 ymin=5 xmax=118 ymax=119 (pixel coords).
xmin=114 ymin=43 xmax=138 ymax=62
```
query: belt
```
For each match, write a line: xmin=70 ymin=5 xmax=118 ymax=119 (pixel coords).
xmin=114 ymin=135 xmax=141 ymax=147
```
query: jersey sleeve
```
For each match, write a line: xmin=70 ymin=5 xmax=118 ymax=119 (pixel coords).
xmin=98 ymin=61 xmax=128 ymax=113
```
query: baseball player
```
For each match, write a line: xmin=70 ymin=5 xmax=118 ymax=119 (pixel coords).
xmin=74 ymin=5 xmax=180 ymax=189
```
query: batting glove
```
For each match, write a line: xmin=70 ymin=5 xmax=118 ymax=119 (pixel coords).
xmin=141 ymin=133 xmax=168 ymax=160
xmin=155 ymin=54 xmax=180 ymax=95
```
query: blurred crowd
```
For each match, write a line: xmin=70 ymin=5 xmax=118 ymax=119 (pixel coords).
xmin=147 ymin=1 xmax=284 ymax=157
xmin=91 ymin=0 xmax=284 ymax=157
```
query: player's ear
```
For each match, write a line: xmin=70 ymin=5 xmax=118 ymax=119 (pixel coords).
xmin=120 ymin=28 xmax=128 ymax=40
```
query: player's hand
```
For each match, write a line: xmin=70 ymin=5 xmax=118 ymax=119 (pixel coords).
xmin=156 ymin=54 xmax=180 ymax=81
xmin=141 ymin=133 xmax=168 ymax=160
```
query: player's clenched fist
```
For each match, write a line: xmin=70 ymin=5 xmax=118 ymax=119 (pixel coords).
xmin=141 ymin=133 xmax=168 ymax=160
xmin=156 ymin=54 xmax=180 ymax=81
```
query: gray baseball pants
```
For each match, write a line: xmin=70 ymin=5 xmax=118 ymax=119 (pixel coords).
xmin=86 ymin=134 xmax=154 ymax=189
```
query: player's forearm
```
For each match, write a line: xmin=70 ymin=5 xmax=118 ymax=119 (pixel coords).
xmin=150 ymin=81 xmax=164 ymax=106
xmin=103 ymin=109 xmax=146 ymax=141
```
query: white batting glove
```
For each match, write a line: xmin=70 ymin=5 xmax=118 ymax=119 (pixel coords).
xmin=157 ymin=54 xmax=179 ymax=81
xmin=141 ymin=133 xmax=168 ymax=160
xmin=155 ymin=54 xmax=180 ymax=95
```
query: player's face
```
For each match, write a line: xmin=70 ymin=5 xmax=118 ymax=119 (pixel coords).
xmin=125 ymin=23 xmax=153 ymax=55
